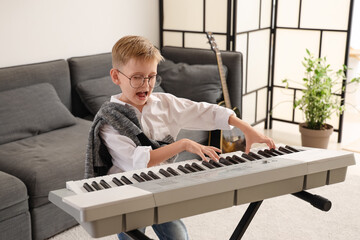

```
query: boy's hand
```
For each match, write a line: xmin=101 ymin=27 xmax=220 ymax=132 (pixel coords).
xmin=182 ymin=139 xmax=221 ymax=162
xmin=228 ymin=114 xmax=275 ymax=153
xmin=244 ymin=128 xmax=275 ymax=153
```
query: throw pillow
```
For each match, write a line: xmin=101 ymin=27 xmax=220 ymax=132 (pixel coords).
xmin=157 ymin=59 xmax=226 ymax=104
xmin=0 ymin=83 xmax=77 ymax=145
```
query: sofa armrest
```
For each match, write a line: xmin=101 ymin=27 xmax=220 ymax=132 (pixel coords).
xmin=161 ymin=46 xmax=243 ymax=113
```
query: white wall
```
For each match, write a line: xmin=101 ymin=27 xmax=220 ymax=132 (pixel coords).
xmin=0 ymin=0 xmax=159 ymax=68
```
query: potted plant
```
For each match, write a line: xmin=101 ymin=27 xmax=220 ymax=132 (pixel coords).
xmin=283 ymin=49 xmax=360 ymax=148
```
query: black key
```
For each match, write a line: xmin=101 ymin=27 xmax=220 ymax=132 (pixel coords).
xmin=191 ymin=162 xmax=205 ymax=171
xmin=167 ymin=167 xmax=180 ymax=176
xmin=209 ymin=160 xmax=223 ymax=168
xmin=242 ymin=153 xmax=255 ymax=161
xmin=178 ymin=165 xmax=190 ymax=174
xmin=219 ymin=157 xmax=232 ymax=166
xmin=159 ymin=168 xmax=171 ymax=177
xmin=248 ymin=152 xmax=262 ymax=160
xmin=91 ymin=181 xmax=102 ymax=190
xmin=185 ymin=164 xmax=197 ymax=172
xmin=270 ymin=148 xmax=283 ymax=155
xmin=202 ymin=161 xmax=215 ymax=169
xmin=83 ymin=182 xmax=94 ymax=192
xmin=257 ymin=150 xmax=272 ymax=158
xmin=133 ymin=173 xmax=145 ymax=182
xmin=121 ymin=176 xmax=133 ymax=184
xmin=100 ymin=179 xmax=111 ymax=189
xmin=279 ymin=146 xmax=292 ymax=154
xmin=264 ymin=149 xmax=278 ymax=156
xmin=232 ymin=155 xmax=246 ymax=163
xmin=112 ymin=177 xmax=124 ymax=186
xmin=140 ymin=172 xmax=153 ymax=181
xmin=225 ymin=156 xmax=239 ymax=164
xmin=148 ymin=171 xmax=161 ymax=179
xmin=225 ymin=156 xmax=235 ymax=163
xmin=285 ymin=145 xmax=300 ymax=152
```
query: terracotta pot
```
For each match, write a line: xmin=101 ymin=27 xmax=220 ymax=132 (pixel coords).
xmin=299 ymin=123 xmax=334 ymax=149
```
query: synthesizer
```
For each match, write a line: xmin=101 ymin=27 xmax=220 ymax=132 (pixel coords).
xmin=49 ymin=145 xmax=355 ymax=238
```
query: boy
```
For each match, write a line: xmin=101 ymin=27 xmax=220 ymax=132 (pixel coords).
xmin=88 ymin=35 xmax=275 ymax=240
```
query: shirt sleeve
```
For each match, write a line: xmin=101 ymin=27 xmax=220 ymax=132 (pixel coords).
xmin=99 ymin=124 xmax=152 ymax=172
xmin=165 ymin=94 xmax=235 ymax=131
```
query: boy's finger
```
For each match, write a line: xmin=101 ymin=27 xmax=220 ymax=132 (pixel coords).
xmin=245 ymin=143 xmax=251 ymax=154
xmin=211 ymin=147 xmax=222 ymax=153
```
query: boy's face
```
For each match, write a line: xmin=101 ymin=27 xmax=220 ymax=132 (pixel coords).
xmin=111 ymin=58 xmax=158 ymax=111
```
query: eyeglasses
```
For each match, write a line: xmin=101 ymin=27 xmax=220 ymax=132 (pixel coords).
xmin=117 ymin=69 xmax=161 ymax=89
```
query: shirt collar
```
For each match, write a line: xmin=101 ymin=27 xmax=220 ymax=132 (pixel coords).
xmin=110 ymin=92 xmax=161 ymax=106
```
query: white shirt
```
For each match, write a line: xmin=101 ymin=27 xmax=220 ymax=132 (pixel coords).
xmin=100 ymin=92 xmax=234 ymax=173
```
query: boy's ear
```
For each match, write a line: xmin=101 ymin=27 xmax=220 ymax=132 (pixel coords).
xmin=110 ymin=68 xmax=120 ymax=85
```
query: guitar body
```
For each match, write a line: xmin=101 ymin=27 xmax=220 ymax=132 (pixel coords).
xmin=208 ymin=103 xmax=246 ymax=153
xmin=206 ymin=32 xmax=246 ymax=153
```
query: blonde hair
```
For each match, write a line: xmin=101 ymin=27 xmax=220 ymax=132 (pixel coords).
xmin=112 ymin=35 xmax=163 ymax=68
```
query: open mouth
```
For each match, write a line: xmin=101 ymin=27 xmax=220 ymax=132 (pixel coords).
xmin=136 ymin=91 xmax=148 ymax=99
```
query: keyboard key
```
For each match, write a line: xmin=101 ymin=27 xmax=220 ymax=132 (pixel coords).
xmin=231 ymin=155 xmax=246 ymax=163
xmin=219 ymin=158 xmax=232 ymax=166
xmin=83 ymin=182 xmax=94 ymax=192
xmin=285 ymin=145 xmax=300 ymax=152
xmin=159 ymin=168 xmax=171 ymax=177
xmin=133 ymin=173 xmax=145 ymax=182
xmin=140 ymin=172 xmax=153 ymax=181
xmin=209 ymin=160 xmax=223 ymax=168
xmin=279 ymin=146 xmax=292 ymax=154
xmin=225 ymin=156 xmax=239 ymax=164
xmin=270 ymin=148 xmax=283 ymax=155
xmin=112 ymin=177 xmax=124 ymax=186
xmin=167 ymin=167 xmax=180 ymax=176
xmin=242 ymin=153 xmax=255 ymax=161
xmin=257 ymin=150 xmax=272 ymax=158
xmin=178 ymin=165 xmax=190 ymax=174
xmin=100 ymin=180 xmax=111 ymax=189
xmin=248 ymin=152 xmax=262 ymax=160
xmin=202 ymin=161 xmax=215 ymax=169
xmin=185 ymin=164 xmax=197 ymax=172
xmin=191 ymin=162 xmax=205 ymax=171
xmin=264 ymin=149 xmax=278 ymax=156
xmin=121 ymin=176 xmax=133 ymax=184
xmin=148 ymin=171 xmax=161 ymax=179
xmin=91 ymin=181 xmax=102 ymax=190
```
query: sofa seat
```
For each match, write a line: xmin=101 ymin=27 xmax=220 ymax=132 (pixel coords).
xmin=0 ymin=118 xmax=91 ymax=209
xmin=0 ymin=171 xmax=31 ymax=240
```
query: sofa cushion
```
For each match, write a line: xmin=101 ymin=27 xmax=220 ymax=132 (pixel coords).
xmin=0 ymin=83 xmax=77 ymax=145
xmin=0 ymin=59 xmax=72 ymax=110
xmin=76 ymin=76 xmax=119 ymax=115
xmin=157 ymin=59 xmax=226 ymax=104
xmin=0 ymin=118 xmax=91 ymax=208
xmin=76 ymin=76 xmax=165 ymax=116
xmin=0 ymin=171 xmax=29 ymax=222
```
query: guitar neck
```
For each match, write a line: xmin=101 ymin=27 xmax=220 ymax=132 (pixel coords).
xmin=215 ymin=52 xmax=232 ymax=109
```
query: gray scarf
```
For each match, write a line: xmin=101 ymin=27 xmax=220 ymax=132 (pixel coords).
xmin=85 ymin=101 xmax=175 ymax=178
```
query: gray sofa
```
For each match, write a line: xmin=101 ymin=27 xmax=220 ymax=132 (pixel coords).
xmin=0 ymin=46 xmax=242 ymax=240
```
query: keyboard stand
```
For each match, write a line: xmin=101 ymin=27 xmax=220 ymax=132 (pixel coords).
xmin=229 ymin=191 xmax=332 ymax=240
xmin=229 ymin=201 xmax=263 ymax=240
xmin=122 ymin=190 xmax=332 ymax=240
xmin=124 ymin=230 xmax=152 ymax=240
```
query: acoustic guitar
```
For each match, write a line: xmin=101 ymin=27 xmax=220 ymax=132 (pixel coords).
xmin=206 ymin=32 xmax=246 ymax=153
